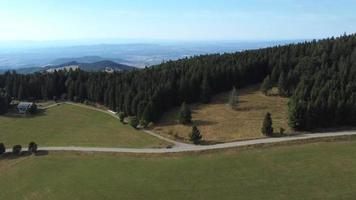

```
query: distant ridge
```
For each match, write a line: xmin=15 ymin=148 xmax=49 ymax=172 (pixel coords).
xmin=43 ymin=60 xmax=135 ymax=73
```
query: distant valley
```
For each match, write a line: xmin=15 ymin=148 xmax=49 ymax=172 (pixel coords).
xmin=0 ymin=40 xmax=303 ymax=72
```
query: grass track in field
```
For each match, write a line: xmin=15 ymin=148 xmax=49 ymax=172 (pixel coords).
xmin=0 ymin=103 xmax=168 ymax=148
xmin=1 ymin=140 xmax=356 ymax=199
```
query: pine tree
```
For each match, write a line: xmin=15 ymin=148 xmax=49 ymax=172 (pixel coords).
xmin=190 ymin=126 xmax=202 ymax=144
xmin=262 ymin=112 xmax=274 ymax=136
xmin=228 ymin=87 xmax=238 ymax=107
xmin=178 ymin=102 xmax=192 ymax=124
xmin=260 ymin=75 xmax=272 ymax=95
xmin=278 ymin=71 xmax=287 ymax=97
xmin=200 ymin=76 xmax=211 ymax=103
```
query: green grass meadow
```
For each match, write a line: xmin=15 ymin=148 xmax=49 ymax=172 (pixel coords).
xmin=0 ymin=103 xmax=168 ymax=148
xmin=1 ymin=140 xmax=356 ymax=199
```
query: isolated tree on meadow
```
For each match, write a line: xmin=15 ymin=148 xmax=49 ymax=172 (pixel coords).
xmin=190 ymin=126 xmax=202 ymax=144
xmin=28 ymin=142 xmax=38 ymax=154
xmin=179 ymin=102 xmax=192 ymax=124
xmin=12 ymin=145 xmax=22 ymax=156
xmin=228 ymin=87 xmax=238 ymax=107
xmin=262 ymin=112 xmax=274 ymax=136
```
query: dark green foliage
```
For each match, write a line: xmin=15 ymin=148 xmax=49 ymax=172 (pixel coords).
xmin=128 ymin=116 xmax=139 ymax=128
xmin=28 ymin=142 xmax=38 ymax=154
xmin=117 ymin=112 xmax=125 ymax=122
xmin=262 ymin=113 xmax=273 ymax=136
xmin=0 ymin=92 xmax=9 ymax=114
xmin=200 ymin=76 xmax=211 ymax=103
xmin=190 ymin=126 xmax=202 ymax=144
xmin=178 ymin=102 xmax=192 ymax=124
xmin=12 ymin=145 xmax=22 ymax=155
xmin=260 ymin=75 xmax=272 ymax=94
xmin=28 ymin=103 xmax=37 ymax=114
xmin=0 ymin=143 xmax=5 ymax=155
xmin=228 ymin=87 xmax=238 ymax=107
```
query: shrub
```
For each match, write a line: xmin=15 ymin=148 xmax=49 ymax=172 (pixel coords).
xmin=262 ymin=112 xmax=274 ymax=136
xmin=28 ymin=142 xmax=38 ymax=154
xmin=12 ymin=145 xmax=22 ymax=155
xmin=178 ymin=102 xmax=192 ymax=124
xmin=190 ymin=126 xmax=202 ymax=144
xmin=0 ymin=143 xmax=5 ymax=155
xmin=147 ymin=122 xmax=155 ymax=129
xmin=228 ymin=87 xmax=238 ymax=107
xmin=139 ymin=119 xmax=149 ymax=128
xmin=280 ymin=128 xmax=285 ymax=135
xmin=28 ymin=103 xmax=38 ymax=114
xmin=129 ymin=116 xmax=139 ymax=128
xmin=118 ymin=112 xmax=125 ymax=122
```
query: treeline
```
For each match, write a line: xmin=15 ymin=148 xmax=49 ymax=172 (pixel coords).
xmin=0 ymin=34 xmax=355 ymax=130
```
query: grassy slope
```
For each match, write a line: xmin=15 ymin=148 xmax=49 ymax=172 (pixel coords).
xmin=0 ymin=104 xmax=168 ymax=148
xmin=154 ymin=85 xmax=290 ymax=143
xmin=1 ymin=140 xmax=356 ymax=199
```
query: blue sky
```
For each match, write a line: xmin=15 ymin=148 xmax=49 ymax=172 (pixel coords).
xmin=0 ymin=0 xmax=355 ymax=41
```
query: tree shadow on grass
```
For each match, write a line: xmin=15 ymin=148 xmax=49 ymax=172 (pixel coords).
xmin=0 ymin=150 xmax=49 ymax=160
xmin=3 ymin=109 xmax=47 ymax=119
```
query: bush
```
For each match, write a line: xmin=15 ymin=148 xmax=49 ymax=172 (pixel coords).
xmin=0 ymin=143 xmax=5 ymax=155
xmin=129 ymin=116 xmax=139 ymax=128
xmin=190 ymin=126 xmax=202 ymax=144
xmin=117 ymin=112 xmax=125 ymax=122
xmin=28 ymin=142 xmax=38 ymax=154
xmin=147 ymin=122 xmax=155 ymax=129
xmin=139 ymin=119 xmax=149 ymax=128
xmin=29 ymin=103 xmax=38 ymax=114
xmin=12 ymin=145 xmax=22 ymax=155
xmin=262 ymin=112 xmax=273 ymax=136
xmin=178 ymin=102 xmax=192 ymax=124
xmin=280 ymin=128 xmax=285 ymax=135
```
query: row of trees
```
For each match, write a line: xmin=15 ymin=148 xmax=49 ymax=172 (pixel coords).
xmin=0 ymin=142 xmax=38 ymax=156
xmin=0 ymin=34 xmax=355 ymax=130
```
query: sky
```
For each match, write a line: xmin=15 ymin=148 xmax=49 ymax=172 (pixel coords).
xmin=0 ymin=0 xmax=355 ymax=42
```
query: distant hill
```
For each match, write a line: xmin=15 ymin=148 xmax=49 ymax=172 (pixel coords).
xmin=43 ymin=60 xmax=135 ymax=73
xmin=50 ymin=56 xmax=128 ymax=65
xmin=0 ymin=60 xmax=135 ymax=74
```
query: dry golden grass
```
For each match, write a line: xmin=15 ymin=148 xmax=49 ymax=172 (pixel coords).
xmin=153 ymin=85 xmax=291 ymax=143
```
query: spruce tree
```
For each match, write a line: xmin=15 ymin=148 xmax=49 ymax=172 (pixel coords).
xmin=260 ymin=75 xmax=272 ymax=95
xmin=228 ymin=87 xmax=238 ymax=107
xmin=262 ymin=112 xmax=274 ymax=136
xmin=178 ymin=102 xmax=192 ymax=124
xmin=200 ymin=77 xmax=211 ymax=103
xmin=190 ymin=126 xmax=202 ymax=144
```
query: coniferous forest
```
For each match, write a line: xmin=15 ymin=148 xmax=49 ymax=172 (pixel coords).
xmin=0 ymin=34 xmax=355 ymax=131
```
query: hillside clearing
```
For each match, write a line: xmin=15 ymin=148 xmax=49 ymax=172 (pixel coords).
xmin=154 ymin=85 xmax=291 ymax=143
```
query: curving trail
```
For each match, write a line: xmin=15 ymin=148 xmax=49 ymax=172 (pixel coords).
xmin=6 ymin=130 xmax=356 ymax=154
xmin=6 ymin=102 xmax=355 ymax=154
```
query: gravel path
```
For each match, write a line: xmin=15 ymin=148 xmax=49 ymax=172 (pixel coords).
xmin=6 ymin=130 xmax=356 ymax=154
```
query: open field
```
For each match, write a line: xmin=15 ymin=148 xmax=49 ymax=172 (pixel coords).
xmin=0 ymin=103 xmax=168 ymax=148
xmin=1 ymin=140 xmax=356 ymax=199
xmin=154 ymin=85 xmax=291 ymax=143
